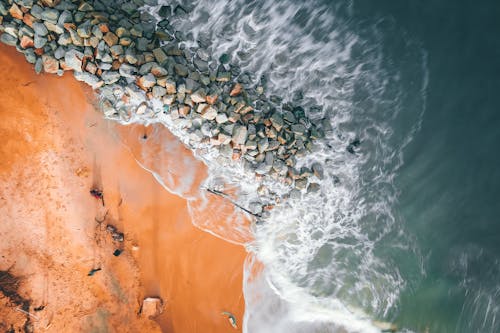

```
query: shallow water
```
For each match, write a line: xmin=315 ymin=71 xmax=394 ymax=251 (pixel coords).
xmin=133 ymin=0 xmax=500 ymax=332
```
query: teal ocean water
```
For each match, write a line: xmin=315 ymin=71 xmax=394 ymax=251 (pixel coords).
xmin=368 ymin=1 xmax=500 ymax=332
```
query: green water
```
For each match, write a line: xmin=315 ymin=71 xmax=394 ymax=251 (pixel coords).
xmin=354 ymin=1 xmax=500 ymax=332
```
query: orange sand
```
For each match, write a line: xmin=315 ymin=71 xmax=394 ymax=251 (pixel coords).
xmin=0 ymin=44 xmax=247 ymax=332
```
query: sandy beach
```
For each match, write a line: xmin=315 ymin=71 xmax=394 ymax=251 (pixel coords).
xmin=0 ymin=44 xmax=247 ymax=332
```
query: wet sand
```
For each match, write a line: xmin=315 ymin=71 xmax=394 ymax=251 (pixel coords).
xmin=0 ymin=44 xmax=247 ymax=332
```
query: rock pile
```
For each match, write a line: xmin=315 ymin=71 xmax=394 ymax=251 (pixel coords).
xmin=0 ymin=0 xmax=328 ymax=209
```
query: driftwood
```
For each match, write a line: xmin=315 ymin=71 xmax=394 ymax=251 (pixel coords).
xmin=205 ymin=188 xmax=261 ymax=218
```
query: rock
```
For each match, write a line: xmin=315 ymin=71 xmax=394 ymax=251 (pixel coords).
xmin=174 ymin=64 xmax=188 ymax=77
xmin=185 ymin=78 xmax=200 ymax=93
xmin=0 ymin=34 xmax=17 ymax=46
xmin=130 ymin=25 xmax=143 ymax=38
xmin=119 ymin=63 xmax=136 ymax=78
xmin=230 ymin=83 xmax=242 ymax=97
xmin=85 ymin=61 xmax=97 ymax=74
xmin=307 ymin=183 xmax=320 ymax=193
xmin=193 ymin=58 xmax=208 ymax=72
xmin=164 ymin=45 xmax=182 ymax=56
xmin=41 ymin=54 xmax=59 ymax=74
xmin=110 ymin=45 xmax=124 ymax=58
xmin=34 ymin=34 xmax=47 ymax=48
xmin=295 ymin=178 xmax=308 ymax=190
xmin=258 ymin=138 xmax=269 ymax=152
xmin=77 ymin=20 xmax=92 ymax=38
xmin=103 ymin=32 xmax=118 ymax=46
xmin=283 ymin=111 xmax=296 ymax=123
xmin=219 ymin=53 xmax=230 ymax=64
xmin=152 ymin=47 xmax=168 ymax=65
xmin=119 ymin=37 xmax=132 ymax=46
xmin=33 ymin=22 xmax=48 ymax=36
xmin=68 ymin=28 xmax=83 ymax=46
xmin=190 ymin=89 xmax=206 ymax=103
xmin=34 ymin=57 xmax=43 ymax=74
xmin=58 ymin=33 xmax=72 ymax=45
xmin=141 ymin=297 xmax=163 ymax=318
xmin=248 ymin=202 xmax=263 ymax=215
xmin=64 ymin=49 xmax=84 ymax=72
xmin=216 ymin=71 xmax=231 ymax=82
xmin=75 ymin=1 xmax=91 ymax=10
xmin=0 ymin=2 xmax=7 ymax=16
xmin=270 ymin=113 xmax=284 ymax=131
xmin=9 ymin=3 xmax=24 ymax=20
xmin=311 ymin=163 xmax=324 ymax=179
xmin=73 ymin=71 xmax=103 ymax=89
xmin=125 ymin=49 xmax=138 ymax=64
xmin=215 ymin=113 xmax=228 ymax=124
xmin=138 ymin=73 xmax=156 ymax=89
xmin=232 ymin=125 xmax=248 ymax=145
xmin=16 ymin=0 xmax=33 ymax=8
xmin=101 ymin=71 xmax=120 ymax=84
xmin=41 ymin=8 xmax=59 ymax=23
xmin=30 ymin=4 xmax=43 ymax=19
xmin=291 ymin=124 xmax=307 ymax=135
xmin=151 ymin=65 xmax=168 ymax=77
xmin=44 ymin=21 xmax=64 ymax=34
xmin=136 ymin=37 xmax=149 ymax=51
xmin=164 ymin=79 xmax=176 ymax=94
xmin=23 ymin=49 xmax=37 ymax=63
xmin=91 ymin=24 xmax=103 ymax=39
xmin=58 ymin=10 xmax=73 ymax=26
xmin=152 ymin=86 xmax=167 ymax=98
xmin=201 ymin=106 xmax=217 ymax=120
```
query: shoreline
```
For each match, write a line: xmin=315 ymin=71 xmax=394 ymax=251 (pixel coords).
xmin=0 ymin=44 xmax=246 ymax=332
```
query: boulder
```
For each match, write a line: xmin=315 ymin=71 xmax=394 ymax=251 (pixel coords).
xmin=190 ymin=89 xmax=206 ymax=103
xmin=174 ymin=64 xmax=188 ymax=77
xmin=64 ymin=49 xmax=84 ymax=72
xmin=141 ymin=297 xmax=163 ymax=318
xmin=103 ymin=32 xmax=118 ymax=47
xmin=41 ymin=54 xmax=59 ymax=74
xmin=0 ymin=34 xmax=17 ymax=46
xmin=32 ymin=22 xmax=48 ymax=36
xmin=232 ymin=125 xmax=248 ymax=145
xmin=201 ymin=106 xmax=217 ymax=120
xmin=101 ymin=71 xmax=120 ymax=84
xmin=137 ymin=74 xmax=156 ymax=89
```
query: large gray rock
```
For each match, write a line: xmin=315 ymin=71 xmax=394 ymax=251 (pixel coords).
xmin=270 ymin=113 xmax=284 ymax=131
xmin=30 ymin=4 xmax=43 ymax=19
xmin=0 ymin=34 xmax=17 ymax=46
xmin=58 ymin=10 xmax=73 ymax=26
xmin=174 ymin=64 xmax=188 ymax=77
xmin=64 ymin=49 xmax=84 ymax=72
xmin=201 ymin=106 xmax=217 ymax=120
xmin=152 ymin=47 xmax=168 ymax=64
xmin=41 ymin=8 xmax=59 ymax=23
xmin=74 ymin=71 xmax=102 ymax=89
xmin=232 ymin=125 xmax=248 ymax=145
xmin=119 ymin=63 xmax=137 ymax=78
xmin=77 ymin=20 xmax=92 ymax=38
xmin=34 ymin=34 xmax=47 ymax=49
xmin=152 ymin=86 xmax=167 ymax=98
xmin=33 ymin=22 xmax=48 ymax=37
xmin=101 ymin=71 xmax=121 ymax=84
xmin=58 ymin=33 xmax=72 ymax=45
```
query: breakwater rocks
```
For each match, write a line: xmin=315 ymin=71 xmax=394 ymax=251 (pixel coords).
xmin=0 ymin=0 xmax=328 ymax=215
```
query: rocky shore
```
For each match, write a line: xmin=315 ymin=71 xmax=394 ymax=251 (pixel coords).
xmin=0 ymin=0 xmax=328 ymax=215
